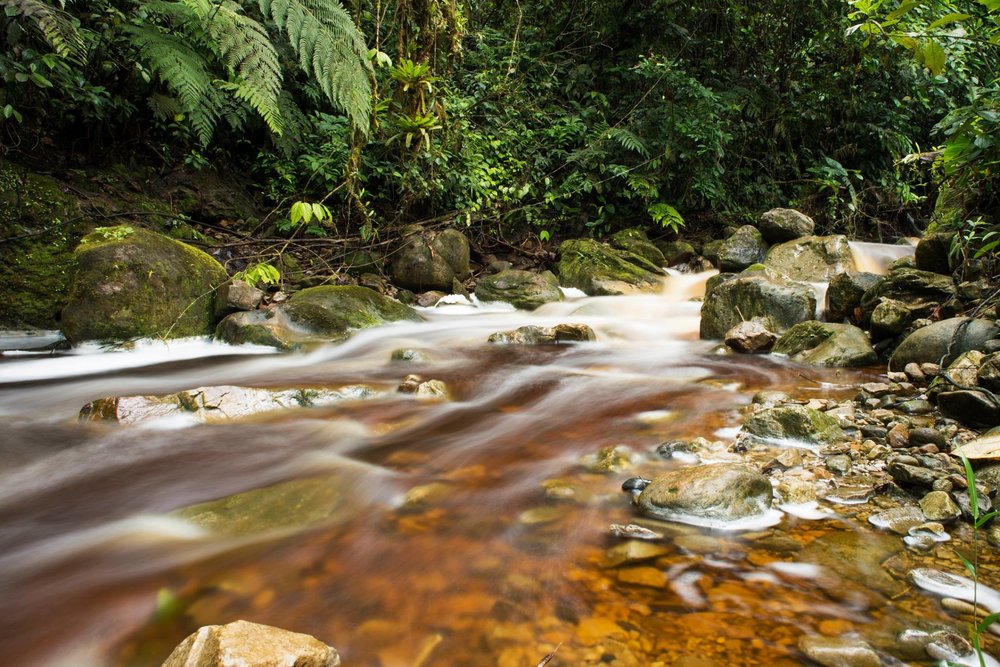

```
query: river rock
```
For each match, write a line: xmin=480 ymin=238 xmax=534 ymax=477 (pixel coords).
xmin=654 ymin=239 xmax=696 ymax=266
xmin=717 ymin=225 xmax=768 ymax=272
xmin=919 ymin=491 xmax=961 ymax=522
xmin=487 ymin=323 xmax=596 ymax=345
xmin=724 ymin=318 xmax=777 ymax=353
xmin=474 ymin=269 xmax=564 ymax=310
xmin=389 ymin=228 xmax=470 ymax=291
xmin=216 ymin=286 xmax=421 ymax=349
xmin=741 ymin=404 xmax=847 ymax=447
xmin=558 ymin=238 xmax=663 ymax=295
xmin=702 ymin=239 xmax=724 ymax=267
xmin=759 ymin=208 xmax=815 ymax=243
xmin=800 ymin=529 xmax=903 ymax=596
xmin=635 ymin=463 xmax=773 ymax=523
xmin=764 ymin=235 xmax=855 ymax=282
xmin=914 ymin=232 xmax=955 ymax=275
xmin=826 ymin=272 xmax=882 ymax=323
xmin=162 ymin=620 xmax=340 ymax=667
xmin=700 ymin=268 xmax=816 ymax=339
xmin=889 ymin=318 xmax=1000 ymax=371
xmin=215 ymin=279 xmax=264 ymax=314
xmin=870 ymin=298 xmax=914 ymax=337
xmin=61 ymin=226 xmax=228 ymax=343
xmin=797 ymin=636 xmax=881 ymax=667
xmin=611 ymin=227 xmax=667 ymax=267
xmin=860 ymin=267 xmax=956 ymax=335
xmin=937 ymin=391 xmax=1000 ymax=428
xmin=772 ymin=321 xmax=877 ymax=367
xmin=977 ymin=353 xmax=1000 ymax=391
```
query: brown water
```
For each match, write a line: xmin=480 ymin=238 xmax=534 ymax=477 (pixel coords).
xmin=1 ymin=266 xmax=998 ymax=666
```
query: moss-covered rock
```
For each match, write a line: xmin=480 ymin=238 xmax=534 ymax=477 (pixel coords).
xmin=772 ymin=320 xmax=877 ymax=367
xmin=758 ymin=208 xmax=815 ymax=243
xmin=717 ymin=225 xmax=768 ymax=272
xmin=764 ymin=234 xmax=855 ymax=282
xmin=700 ymin=268 xmax=816 ymax=339
xmin=859 ymin=266 xmax=956 ymax=331
xmin=557 ymin=238 xmax=663 ymax=295
xmin=610 ymin=227 xmax=667 ymax=267
xmin=216 ymin=285 xmax=421 ymax=349
xmin=654 ymin=239 xmax=696 ymax=266
xmin=61 ymin=226 xmax=228 ymax=343
xmin=475 ymin=269 xmax=564 ymax=309
xmin=741 ymin=404 xmax=847 ymax=446
xmin=826 ymin=271 xmax=881 ymax=323
xmin=0 ymin=164 xmax=84 ymax=328
xmin=389 ymin=228 xmax=470 ymax=291
xmin=636 ymin=464 xmax=773 ymax=523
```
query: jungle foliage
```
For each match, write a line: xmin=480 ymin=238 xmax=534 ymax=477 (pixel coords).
xmin=1 ymin=0 xmax=997 ymax=241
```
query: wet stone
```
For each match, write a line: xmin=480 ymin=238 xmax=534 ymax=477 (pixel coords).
xmin=896 ymin=399 xmax=933 ymax=415
xmin=797 ymin=635 xmax=881 ymax=667
xmin=603 ymin=540 xmax=670 ymax=567
xmin=580 ymin=445 xmax=637 ymax=473
xmin=608 ymin=523 xmax=664 ymax=541
xmin=869 ymin=505 xmax=925 ymax=535
xmin=825 ymin=454 xmax=853 ymax=475
xmin=888 ymin=461 xmax=941 ymax=487
xmin=909 ymin=427 xmax=946 ymax=447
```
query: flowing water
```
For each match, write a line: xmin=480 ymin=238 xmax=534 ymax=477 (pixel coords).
xmin=1 ymin=247 xmax=998 ymax=667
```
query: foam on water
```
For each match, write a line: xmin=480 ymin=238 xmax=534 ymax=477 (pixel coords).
xmin=779 ymin=501 xmax=838 ymax=520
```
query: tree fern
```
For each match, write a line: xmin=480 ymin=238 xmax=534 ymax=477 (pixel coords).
xmin=258 ymin=0 xmax=373 ymax=133
xmin=0 ymin=0 xmax=86 ymax=62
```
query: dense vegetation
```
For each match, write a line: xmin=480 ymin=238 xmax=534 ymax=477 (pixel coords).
xmin=1 ymin=0 xmax=997 ymax=244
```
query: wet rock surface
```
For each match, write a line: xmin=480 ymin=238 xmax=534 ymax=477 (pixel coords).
xmin=162 ymin=620 xmax=340 ymax=667
xmin=635 ymin=463 xmax=773 ymax=523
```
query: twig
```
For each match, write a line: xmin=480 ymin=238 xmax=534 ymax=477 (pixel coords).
xmin=536 ymin=643 xmax=562 ymax=667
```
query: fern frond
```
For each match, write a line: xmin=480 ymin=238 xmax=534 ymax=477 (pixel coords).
xmin=258 ymin=0 xmax=373 ymax=133
xmin=179 ymin=0 xmax=285 ymax=136
xmin=0 ymin=0 xmax=86 ymax=62
xmin=127 ymin=25 xmax=221 ymax=145
xmin=607 ymin=127 xmax=650 ymax=158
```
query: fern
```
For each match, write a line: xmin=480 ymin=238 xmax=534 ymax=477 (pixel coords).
xmin=0 ymin=0 xmax=86 ymax=62
xmin=258 ymin=0 xmax=373 ymax=133
xmin=607 ymin=127 xmax=650 ymax=158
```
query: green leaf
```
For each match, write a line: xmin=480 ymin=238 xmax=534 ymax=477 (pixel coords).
xmin=980 ymin=0 xmax=1000 ymax=11
xmin=921 ymin=39 xmax=947 ymax=75
xmin=978 ymin=613 xmax=1000 ymax=634
xmin=928 ymin=12 xmax=972 ymax=30
xmin=886 ymin=1 xmax=922 ymax=21
xmin=957 ymin=550 xmax=978 ymax=578
xmin=962 ymin=455 xmax=981 ymax=521
xmin=290 ymin=201 xmax=305 ymax=225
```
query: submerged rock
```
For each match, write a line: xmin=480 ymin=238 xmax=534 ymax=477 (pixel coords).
xmin=759 ymin=208 xmax=815 ymax=243
xmin=773 ymin=320 xmax=877 ymax=367
xmin=741 ymin=404 xmax=847 ymax=447
xmin=487 ymin=323 xmax=595 ymax=344
xmin=797 ymin=636 xmax=881 ymax=667
xmin=216 ymin=285 xmax=420 ymax=349
xmin=700 ymin=268 xmax=816 ymax=340
xmin=389 ymin=228 xmax=471 ymax=292
xmin=61 ymin=226 xmax=228 ymax=343
xmin=474 ymin=269 xmax=564 ymax=310
xmin=557 ymin=238 xmax=663 ymax=295
xmin=889 ymin=318 xmax=999 ymax=371
xmin=162 ymin=620 xmax=340 ymax=667
xmin=635 ymin=463 xmax=773 ymax=523
xmin=764 ymin=234 xmax=855 ymax=282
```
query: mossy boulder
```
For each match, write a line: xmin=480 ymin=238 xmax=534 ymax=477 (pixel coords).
xmin=717 ymin=225 xmax=768 ymax=272
xmin=741 ymin=404 xmax=847 ymax=447
xmin=764 ymin=234 xmax=855 ymax=282
xmin=610 ymin=227 xmax=666 ymax=268
xmin=216 ymin=285 xmax=421 ymax=349
xmin=889 ymin=317 xmax=1000 ymax=371
xmin=773 ymin=320 xmax=877 ymax=367
xmin=389 ymin=228 xmax=470 ymax=291
xmin=859 ymin=266 xmax=956 ymax=333
xmin=654 ymin=239 xmax=697 ymax=266
xmin=557 ymin=238 xmax=663 ymax=295
xmin=826 ymin=271 xmax=881 ymax=323
xmin=700 ymin=268 xmax=816 ymax=339
xmin=475 ymin=269 xmax=564 ymax=309
xmin=915 ymin=232 xmax=955 ymax=275
xmin=61 ymin=226 xmax=228 ymax=343
xmin=636 ymin=464 xmax=773 ymax=523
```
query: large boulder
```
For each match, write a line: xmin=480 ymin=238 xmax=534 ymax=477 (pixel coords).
xmin=475 ymin=270 xmax=564 ymax=310
xmin=889 ymin=317 xmax=1000 ymax=371
xmin=635 ymin=464 xmax=773 ymax=523
xmin=764 ymin=235 xmax=855 ymax=282
xmin=773 ymin=321 xmax=877 ymax=367
xmin=611 ymin=227 xmax=666 ymax=267
xmin=654 ymin=239 xmax=696 ymax=266
xmin=61 ymin=226 xmax=228 ymax=343
xmin=700 ymin=268 xmax=817 ymax=340
xmin=389 ymin=228 xmax=470 ymax=291
xmin=915 ymin=232 xmax=955 ymax=275
xmin=826 ymin=271 xmax=881 ymax=323
xmin=557 ymin=238 xmax=663 ymax=295
xmin=741 ymin=404 xmax=847 ymax=446
xmin=759 ymin=208 xmax=815 ymax=243
xmin=162 ymin=620 xmax=340 ymax=667
xmin=859 ymin=266 xmax=956 ymax=334
xmin=216 ymin=285 xmax=420 ymax=349
xmin=717 ymin=225 xmax=768 ymax=272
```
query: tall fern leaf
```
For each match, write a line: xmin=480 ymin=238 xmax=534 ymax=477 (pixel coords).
xmin=258 ymin=0 xmax=373 ymax=133
xmin=0 ymin=0 xmax=86 ymax=62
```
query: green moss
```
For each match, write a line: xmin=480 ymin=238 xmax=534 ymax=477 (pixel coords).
xmin=285 ymin=285 xmax=421 ymax=333
xmin=557 ymin=238 xmax=662 ymax=295
xmin=61 ymin=226 xmax=229 ymax=343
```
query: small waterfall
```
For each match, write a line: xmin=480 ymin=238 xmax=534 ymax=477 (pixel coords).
xmin=848 ymin=239 xmax=917 ymax=274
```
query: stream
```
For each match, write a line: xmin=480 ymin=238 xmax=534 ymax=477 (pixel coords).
xmin=1 ymin=243 xmax=998 ymax=667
